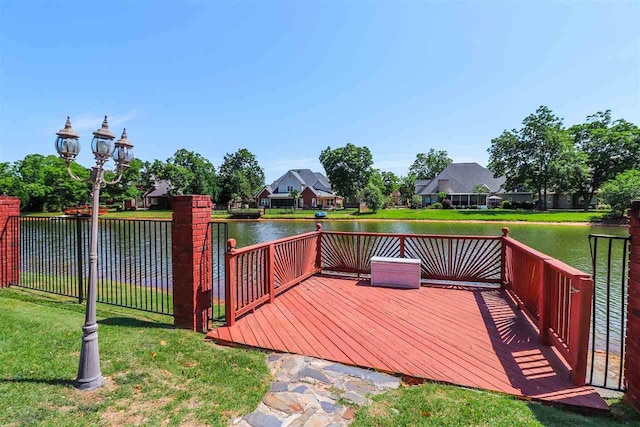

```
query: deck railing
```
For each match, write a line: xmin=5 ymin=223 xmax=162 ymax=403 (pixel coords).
xmin=225 ymin=226 xmax=593 ymax=385
xmin=224 ymin=229 xmax=320 ymax=325
xmin=321 ymin=231 xmax=502 ymax=284
xmin=503 ymin=231 xmax=593 ymax=386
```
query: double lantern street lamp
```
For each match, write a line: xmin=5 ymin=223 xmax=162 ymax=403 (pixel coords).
xmin=55 ymin=116 xmax=134 ymax=390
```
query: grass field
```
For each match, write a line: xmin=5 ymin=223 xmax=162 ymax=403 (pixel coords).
xmin=2 ymin=287 xmax=639 ymax=426
xmin=352 ymin=381 xmax=639 ymax=426
xmin=24 ymin=208 xmax=609 ymax=223
xmin=0 ymin=288 xmax=268 ymax=426
xmin=261 ymin=208 xmax=607 ymax=222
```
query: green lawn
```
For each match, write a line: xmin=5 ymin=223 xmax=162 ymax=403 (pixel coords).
xmin=0 ymin=288 xmax=269 ymax=426
xmin=353 ymin=382 xmax=639 ymax=427
xmin=23 ymin=208 xmax=608 ymax=223
xmin=18 ymin=272 xmax=174 ymax=316
xmin=2 ymin=287 xmax=639 ymax=426
xmin=263 ymin=208 xmax=607 ymax=222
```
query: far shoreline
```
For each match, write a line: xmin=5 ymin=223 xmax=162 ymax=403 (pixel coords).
xmin=212 ymin=217 xmax=628 ymax=227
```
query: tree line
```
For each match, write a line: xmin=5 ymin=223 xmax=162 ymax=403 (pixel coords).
xmin=0 ymin=141 xmax=452 ymax=212
xmin=488 ymin=106 xmax=640 ymax=215
xmin=2 ymin=105 xmax=637 ymax=215
xmin=0 ymin=148 xmax=266 ymax=211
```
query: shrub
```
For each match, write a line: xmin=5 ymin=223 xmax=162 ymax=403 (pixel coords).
xmin=410 ymin=194 xmax=423 ymax=209
xmin=597 ymin=203 xmax=611 ymax=211
xmin=441 ymin=199 xmax=452 ymax=209
xmin=363 ymin=184 xmax=384 ymax=212
xmin=600 ymin=169 xmax=640 ymax=217
xmin=500 ymin=200 xmax=513 ymax=209
xmin=431 ymin=202 xmax=443 ymax=209
xmin=522 ymin=201 xmax=534 ymax=210
xmin=471 ymin=204 xmax=478 ymax=210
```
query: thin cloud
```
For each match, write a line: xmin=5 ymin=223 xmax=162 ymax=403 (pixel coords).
xmin=70 ymin=111 xmax=138 ymax=133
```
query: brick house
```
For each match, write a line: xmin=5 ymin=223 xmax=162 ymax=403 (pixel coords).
xmin=256 ymin=169 xmax=343 ymax=209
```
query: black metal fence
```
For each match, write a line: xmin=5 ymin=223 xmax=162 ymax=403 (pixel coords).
xmin=18 ymin=217 xmax=173 ymax=315
xmin=209 ymin=221 xmax=228 ymax=322
xmin=588 ymin=233 xmax=630 ymax=391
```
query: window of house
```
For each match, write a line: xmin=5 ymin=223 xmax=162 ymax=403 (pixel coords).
xmin=287 ymin=186 xmax=293 ymax=192
xmin=327 ymin=199 xmax=334 ymax=206
xmin=260 ymin=198 xmax=269 ymax=206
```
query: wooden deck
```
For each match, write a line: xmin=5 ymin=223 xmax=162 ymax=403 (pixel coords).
xmin=208 ymin=275 xmax=608 ymax=411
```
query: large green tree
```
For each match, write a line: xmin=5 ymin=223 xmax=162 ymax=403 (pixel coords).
xmin=409 ymin=149 xmax=452 ymax=180
xmin=488 ymin=106 xmax=570 ymax=210
xmin=102 ymin=158 xmax=150 ymax=204
xmin=218 ymin=148 xmax=265 ymax=204
xmin=569 ymin=111 xmax=640 ymax=210
xmin=319 ymin=143 xmax=373 ymax=199
xmin=600 ymin=169 xmax=640 ymax=217
xmin=157 ymin=149 xmax=220 ymax=199
xmin=380 ymin=171 xmax=400 ymax=195
xmin=398 ymin=174 xmax=416 ymax=205
xmin=13 ymin=154 xmax=90 ymax=211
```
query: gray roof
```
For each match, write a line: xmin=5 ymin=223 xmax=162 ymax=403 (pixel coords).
xmin=145 ymin=180 xmax=171 ymax=198
xmin=266 ymin=169 xmax=334 ymax=194
xmin=414 ymin=163 xmax=506 ymax=195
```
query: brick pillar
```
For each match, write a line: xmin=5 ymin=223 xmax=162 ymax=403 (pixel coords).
xmin=172 ymin=195 xmax=212 ymax=332
xmin=0 ymin=196 xmax=20 ymax=287
xmin=625 ymin=200 xmax=640 ymax=412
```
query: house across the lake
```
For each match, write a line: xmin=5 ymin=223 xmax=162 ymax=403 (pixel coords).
xmin=414 ymin=163 xmax=531 ymax=208
xmin=414 ymin=162 xmax=596 ymax=209
xmin=256 ymin=169 xmax=343 ymax=209
xmin=142 ymin=180 xmax=171 ymax=209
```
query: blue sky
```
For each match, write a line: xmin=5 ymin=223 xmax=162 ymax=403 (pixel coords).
xmin=1 ymin=0 xmax=638 ymax=183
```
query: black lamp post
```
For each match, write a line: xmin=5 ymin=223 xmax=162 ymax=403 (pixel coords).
xmin=55 ymin=116 xmax=134 ymax=390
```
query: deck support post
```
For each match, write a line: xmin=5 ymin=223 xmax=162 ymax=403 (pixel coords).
xmin=315 ymin=223 xmax=322 ymax=272
xmin=225 ymin=239 xmax=237 ymax=326
xmin=0 ymin=196 xmax=20 ymax=288
xmin=171 ymin=195 xmax=213 ymax=332
xmin=500 ymin=227 xmax=509 ymax=289
xmin=569 ymin=276 xmax=593 ymax=386
xmin=539 ymin=261 xmax=552 ymax=346
xmin=624 ymin=201 xmax=640 ymax=412
xmin=267 ymin=244 xmax=275 ymax=303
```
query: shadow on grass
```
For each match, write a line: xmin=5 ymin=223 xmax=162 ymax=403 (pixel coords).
xmin=526 ymin=398 xmax=640 ymax=426
xmin=0 ymin=378 xmax=74 ymax=386
xmin=98 ymin=317 xmax=174 ymax=329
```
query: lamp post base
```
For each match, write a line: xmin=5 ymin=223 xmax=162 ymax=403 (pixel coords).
xmin=75 ymin=323 xmax=104 ymax=391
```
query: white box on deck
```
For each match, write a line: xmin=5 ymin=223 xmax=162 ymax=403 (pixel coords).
xmin=370 ymin=256 xmax=421 ymax=289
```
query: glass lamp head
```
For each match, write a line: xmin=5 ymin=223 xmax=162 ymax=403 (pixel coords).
xmin=55 ymin=117 xmax=80 ymax=163
xmin=113 ymin=129 xmax=134 ymax=168
xmin=91 ymin=115 xmax=116 ymax=161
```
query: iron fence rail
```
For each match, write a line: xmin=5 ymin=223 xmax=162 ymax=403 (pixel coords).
xmin=588 ymin=234 xmax=630 ymax=391
xmin=209 ymin=221 xmax=228 ymax=322
xmin=18 ymin=216 xmax=173 ymax=315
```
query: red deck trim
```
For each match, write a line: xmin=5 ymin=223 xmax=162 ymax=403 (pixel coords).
xmin=208 ymin=275 xmax=608 ymax=412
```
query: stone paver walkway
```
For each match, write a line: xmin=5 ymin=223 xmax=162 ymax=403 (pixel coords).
xmin=231 ymin=354 xmax=402 ymax=427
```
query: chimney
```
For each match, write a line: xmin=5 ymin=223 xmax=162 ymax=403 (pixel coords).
xmin=438 ymin=179 xmax=450 ymax=193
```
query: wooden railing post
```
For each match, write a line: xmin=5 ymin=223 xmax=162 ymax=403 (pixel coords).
xmin=267 ymin=243 xmax=275 ymax=303
xmin=315 ymin=223 xmax=322 ymax=272
xmin=500 ymin=228 xmax=509 ymax=289
xmin=539 ymin=261 xmax=552 ymax=346
xmin=225 ymin=238 xmax=237 ymax=326
xmin=569 ymin=276 xmax=593 ymax=386
xmin=399 ymin=236 xmax=405 ymax=258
